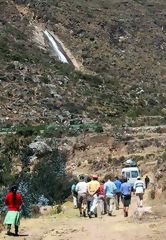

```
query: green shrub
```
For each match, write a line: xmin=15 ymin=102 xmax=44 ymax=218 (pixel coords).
xmin=127 ymin=107 xmax=143 ymax=118
xmin=18 ymin=181 xmax=32 ymax=218
xmin=0 ymin=189 xmax=8 ymax=214
xmin=94 ymin=123 xmax=103 ymax=133
xmin=52 ymin=204 xmax=62 ymax=214
xmin=30 ymin=150 xmax=71 ymax=204
xmin=16 ymin=125 xmax=46 ymax=137
xmin=0 ymin=153 xmax=16 ymax=187
xmin=108 ymin=154 xmax=112 ymax=164
xmin=43 ymin=125 xmax=65 ymax=138
xmin=162 ymin=151 xmax=166 ymax=161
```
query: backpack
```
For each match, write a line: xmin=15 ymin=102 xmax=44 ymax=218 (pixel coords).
xmin=71 ymin=184 xmax=77 ymax=195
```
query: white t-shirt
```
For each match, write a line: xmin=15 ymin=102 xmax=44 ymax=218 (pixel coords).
xmin=134 ymin=180 xmax=145 ymax=193
xmin=75 ymin=181 xmax=87 ymax=194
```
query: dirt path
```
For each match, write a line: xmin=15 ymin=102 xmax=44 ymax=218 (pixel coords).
xmin=0 ymin=196 xmax=166 ymax=240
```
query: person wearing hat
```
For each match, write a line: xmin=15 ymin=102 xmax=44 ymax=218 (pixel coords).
xmin=133 ymin=176 xmax=145 ymax=207
xmin=87 ymin=175 xmax=100 ymax=218
xmin=3 ymin=185 xmax=22 ymax=236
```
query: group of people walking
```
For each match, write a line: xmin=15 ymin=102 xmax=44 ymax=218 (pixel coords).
xmin=1 ymin=175 xmax=149 ymax=236
xmin=71 ymin=174 xmax=149 ymax=218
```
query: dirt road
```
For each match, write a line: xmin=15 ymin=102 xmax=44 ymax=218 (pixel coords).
xmin=0 ymin=197 xmax=166 ymax=240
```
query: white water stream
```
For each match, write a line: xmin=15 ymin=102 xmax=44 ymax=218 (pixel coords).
xmin=44 ymin=30 xmax=69 ymax=64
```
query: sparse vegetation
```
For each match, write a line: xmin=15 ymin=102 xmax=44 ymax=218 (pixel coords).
xmin=0 ymin=0 xmax=166 ymax=126
xmin=0 ymin=134 xmax=72 ymax=216
xmin=0 ymin=0 xmax=165 ymax=223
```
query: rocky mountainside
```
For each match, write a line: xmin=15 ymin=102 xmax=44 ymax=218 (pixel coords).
xmin=23 ymin=0 xmax=166 ymax=117
xmin=0 ymin=0 xmax=165 ymax=209
xmin=0 ymin=0 xmax=166 ymax=128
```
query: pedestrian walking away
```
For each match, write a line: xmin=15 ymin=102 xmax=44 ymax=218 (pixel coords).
xmin=3 ymin=185 xmax=22 ymax=236
xmin=145 ymin=175 xmax=150 ymax=189
xmin=71 ymin=180 xmax=78 ymax=209
xmin=104 ymin=175 xmax=117 ymax=216
xmin=134 ymin=176 xmax=145 ymax=208
xmin=98 ymin=180 xmax=106 ymax=215
xmin=114 ymin=176 xmax=122 ymax=210
xmin=75 ymin=175 xmax=87 ymax=217
xmin=87 ymin=175 xmax=100 ymax=218
xmin=120 ymin=178 xmax=131 ymax=217
xmin=86 ymin=176 xmax=92 ymax=215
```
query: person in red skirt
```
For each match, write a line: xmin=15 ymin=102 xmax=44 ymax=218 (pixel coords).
xmin=4 ymin=185 xmax=22 ymax=236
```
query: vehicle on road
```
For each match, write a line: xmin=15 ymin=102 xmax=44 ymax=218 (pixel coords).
xmin=121 ymin=167 xmax=140 ymax=189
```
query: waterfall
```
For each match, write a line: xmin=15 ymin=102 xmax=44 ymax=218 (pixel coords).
xmin=44 ymin=30 xmax=69 ymax=64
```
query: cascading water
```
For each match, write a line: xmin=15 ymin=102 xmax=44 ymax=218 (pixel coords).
xmin=44 ymin=30 xmax=69 ymax=64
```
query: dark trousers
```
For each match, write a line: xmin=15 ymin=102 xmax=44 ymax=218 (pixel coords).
xmin=145 ymin=182 xmax=149 ymax=189
xmin=87 ymin=200 xmax=91 ymax=213
xmin=7 ymin=224 xmax=18 ymax=235
xmin=115 ymin=192 xmax=121 ymax=209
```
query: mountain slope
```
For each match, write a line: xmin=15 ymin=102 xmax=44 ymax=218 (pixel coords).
xmin=0 ymin=0 xmax=166 ymax=128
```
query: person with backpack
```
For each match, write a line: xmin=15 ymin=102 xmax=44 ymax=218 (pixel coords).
xmin=71 ymin=180 xmax=78 ymax=209
xmin=134 ymin=176 xmax=145 ymax=207
xmin=4 ymin=185 xmax=22 ymax=236
xmin=75 ymin=175 xmax=88 ymax=217
xmin=120 ymin=178 xmax=132 ymax=217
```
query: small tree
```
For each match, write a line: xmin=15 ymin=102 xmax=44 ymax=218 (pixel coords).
xmin=18 ymin=181 xmax=32 ymax=218
xmin=30 ymin=149 xmax=71 ymax=203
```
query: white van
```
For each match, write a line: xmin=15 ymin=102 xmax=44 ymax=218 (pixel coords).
xmin=121 ymin=167 xmax=140 ymax=188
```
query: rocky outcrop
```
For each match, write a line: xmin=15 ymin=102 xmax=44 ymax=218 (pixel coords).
xmin=29 ymin=139 xmax=52 ymax=157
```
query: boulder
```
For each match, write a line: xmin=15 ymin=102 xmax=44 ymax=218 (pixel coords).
xmin=39 ymin=206 xmax=53 ymax=215
xmin=29 ymin=141 xmax=52 ymax=156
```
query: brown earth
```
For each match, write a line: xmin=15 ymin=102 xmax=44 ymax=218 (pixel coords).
xmin=66 ymin=125 xmax=166 ymax=178
xmin=0 ymin=194 xmax=166 ymax=240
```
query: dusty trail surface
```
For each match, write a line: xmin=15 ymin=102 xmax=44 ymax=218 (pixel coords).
xmin=1 ymin=197 xmax=166 ymax=240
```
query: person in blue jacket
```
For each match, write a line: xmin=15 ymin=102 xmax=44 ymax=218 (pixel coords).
xmin=114 ymin=176 xmax=122 ymax=210
xmin=120 ymin=178 xmax=132 ymax=217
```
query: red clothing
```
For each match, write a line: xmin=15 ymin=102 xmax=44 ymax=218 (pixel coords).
xmin=98 ymin=183 xmax=105 ymax=196
xmin=5 ymin=192 xmax=22 ymax=211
